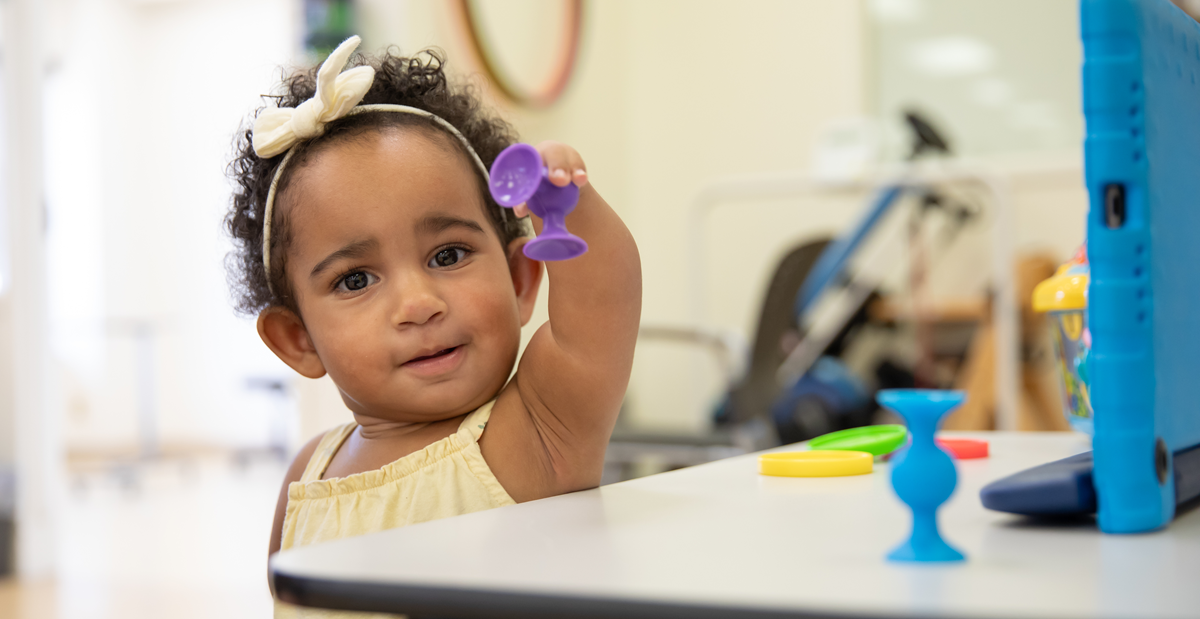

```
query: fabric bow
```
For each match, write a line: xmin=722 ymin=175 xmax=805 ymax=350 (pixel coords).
xmin=252 ymin=36 xmax=375 ymax=158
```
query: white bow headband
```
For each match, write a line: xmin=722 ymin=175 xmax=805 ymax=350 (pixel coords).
xmin=253 ymin=35 xmax=496 ymax=294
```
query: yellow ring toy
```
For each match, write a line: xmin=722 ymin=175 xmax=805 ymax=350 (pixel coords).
xmin=759 ymin=450 xmax=874 ymax=477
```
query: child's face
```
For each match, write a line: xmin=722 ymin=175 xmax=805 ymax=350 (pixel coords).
xmin=277 ymin=128 xmax=530 ymax=421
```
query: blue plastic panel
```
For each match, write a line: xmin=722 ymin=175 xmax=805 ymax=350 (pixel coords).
xmin=1082 ymin=0 xmax=1200 ymax=532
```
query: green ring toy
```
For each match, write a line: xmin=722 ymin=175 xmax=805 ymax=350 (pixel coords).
xmin=808 ymin=424 xmax=908 ymax=457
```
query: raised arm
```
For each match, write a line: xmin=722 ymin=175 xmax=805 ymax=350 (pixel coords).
xmin=484 ymin=141 xmax=641 ymax=498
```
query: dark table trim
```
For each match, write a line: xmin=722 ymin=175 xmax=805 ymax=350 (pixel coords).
xmin=273 ymin=570 xmax=911 ymax=619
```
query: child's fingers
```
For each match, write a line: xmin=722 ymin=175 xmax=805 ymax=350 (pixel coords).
xmin=548 ymin=167 xmax=572 ymax=187
xmin=563 ymin=150 xmax=587 ymax=187
xmin=540 ymin=142 xmax=573 ymax=187
xmin=536 ymin=141 xmax=587 ymax=188
xmin=561 ymin=149 xmax=586 ymax=186
xmin=514 ymin=203 xmax=530 ymax=219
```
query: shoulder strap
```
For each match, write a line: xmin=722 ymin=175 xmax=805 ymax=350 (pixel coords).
xmin=298 ymin=422 xmax=357 ymax=483
xmin=457 ymin=399 xmax=497 ymax=443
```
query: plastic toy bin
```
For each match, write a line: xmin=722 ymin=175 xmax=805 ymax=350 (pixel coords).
xmin=1032 ymin=251 xmax=1092 ymax=435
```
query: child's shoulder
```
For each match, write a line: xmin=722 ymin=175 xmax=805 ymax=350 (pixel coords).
xmin=268 ymin=431 xmax=328 ymax=557
xmin=285 ymin=431 xmax=329 ymax=485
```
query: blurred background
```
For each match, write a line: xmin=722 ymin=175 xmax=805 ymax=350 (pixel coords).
xmin=0 ymin=0 xmax=1139 ymax=616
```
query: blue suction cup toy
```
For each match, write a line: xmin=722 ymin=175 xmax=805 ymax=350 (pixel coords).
xmin=489 ymin=143 xmax=588 ymax=261
xmin=877 ymin=389 xmax=967 ymax=563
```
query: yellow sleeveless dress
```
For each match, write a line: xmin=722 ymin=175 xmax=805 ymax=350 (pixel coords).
xmin=274 ymin=400 xmax=514 ymax=618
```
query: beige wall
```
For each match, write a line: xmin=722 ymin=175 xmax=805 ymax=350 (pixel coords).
xmin=43 ymin=0 xmax=300 ymax=454
xmin=0 ymin=296 xmax=12 ymax=465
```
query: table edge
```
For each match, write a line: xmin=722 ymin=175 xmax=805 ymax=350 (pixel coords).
xmin=271 ymin=569 xmax=956 ymax=619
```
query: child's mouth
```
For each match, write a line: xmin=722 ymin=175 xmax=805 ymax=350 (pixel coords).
xmin=405 ymin=346 xmax=459 ymax=365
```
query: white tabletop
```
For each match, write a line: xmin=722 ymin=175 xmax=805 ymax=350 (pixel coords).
xmin=271 ymin=432 xmax=1200 ymax=618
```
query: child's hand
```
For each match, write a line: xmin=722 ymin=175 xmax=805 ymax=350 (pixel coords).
xmin=512 ymin=140 xmax=588 ymax=219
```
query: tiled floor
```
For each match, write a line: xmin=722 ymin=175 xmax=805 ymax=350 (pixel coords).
xmin=1 ymin=454 xmax=285 ymax=618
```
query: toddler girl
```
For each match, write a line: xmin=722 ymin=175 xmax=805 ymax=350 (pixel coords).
xmin=225 ymin=37 xmax=640 ymax=617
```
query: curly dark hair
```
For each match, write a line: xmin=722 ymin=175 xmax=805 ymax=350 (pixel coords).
xmin=225 ymin=48 xmax=524 ymax=316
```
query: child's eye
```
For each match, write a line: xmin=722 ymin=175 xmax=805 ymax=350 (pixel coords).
xmin=336 ymin=271 xmax=376 ymax=292
xmin=429 ymin=247 xmax=469 ymax=268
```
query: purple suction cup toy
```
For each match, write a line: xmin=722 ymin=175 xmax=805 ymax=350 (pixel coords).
xmin=489 ymin=143 xmax=588 ymax=261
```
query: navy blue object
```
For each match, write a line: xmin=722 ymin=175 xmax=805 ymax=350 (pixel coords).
xmin=974 ymin=443 xmax=1200 ymax=518
xmin=979 ymin=445 xmax=1200 ymax=518
xmin=878 ymin=389 xmax=966 ymax=563
xmin=1081 ymin=0 xmax=1200 ymax=533
xmin=1176 ymin=443 xmax=1200 ymax=506
xmin=769 ymin=356 xmax=870 ymax=435
xmin=793 ymin=186 xmax=904 ymax=320
xmin=981 ymin=452 xmax=1097 ymax=516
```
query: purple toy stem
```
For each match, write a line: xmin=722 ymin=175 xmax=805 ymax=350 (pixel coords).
xmin=489 ymin=143 xmax=588 ymax=261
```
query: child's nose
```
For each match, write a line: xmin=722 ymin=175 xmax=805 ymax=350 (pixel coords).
xmin=390 ymin=274 xmax=447 ymax=326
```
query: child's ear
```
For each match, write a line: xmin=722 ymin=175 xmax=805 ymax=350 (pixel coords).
xmin=506 ymin=238 xmax=544 ymax=327
xmin=257 ymin=306 xmax=327 ymax=379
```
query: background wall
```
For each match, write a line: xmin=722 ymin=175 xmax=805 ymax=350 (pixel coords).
xmin=870 ymin=0 xmax=1083 ymax=157
xmin=0 ymin=298 xmax=12 ymax=466
xmin=42 ymin=0 xmax=300 ymax=456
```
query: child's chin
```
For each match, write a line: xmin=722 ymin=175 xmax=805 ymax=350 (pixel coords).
xmin=372 ymin=385 xmax=492 ymax=420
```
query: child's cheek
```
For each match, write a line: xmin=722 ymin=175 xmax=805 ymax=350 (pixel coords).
xmin=473 ymin=278 xmax=523 ymax=353
xmin=310 ymin=310 xmax=382 ymax=386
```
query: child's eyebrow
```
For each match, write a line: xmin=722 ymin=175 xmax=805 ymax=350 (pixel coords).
xmin=416 ymin=214 xmax=485 ymax=236
xmin=310 ymin=238 xmax=380 ymax=279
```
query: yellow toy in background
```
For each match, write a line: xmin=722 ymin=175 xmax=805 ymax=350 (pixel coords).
xmin=1032 ymin=247 xmax=1093 ymax=434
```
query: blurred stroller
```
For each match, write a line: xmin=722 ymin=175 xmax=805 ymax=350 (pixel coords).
xmin=605 ymin=112 xmax=976 ymax=482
